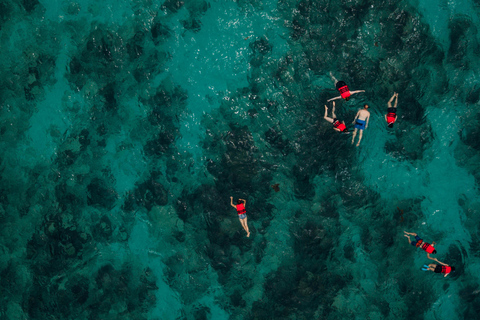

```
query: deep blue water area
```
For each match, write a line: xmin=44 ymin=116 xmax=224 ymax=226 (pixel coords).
xmin=1 ymin=0 xmax=480 ymax=319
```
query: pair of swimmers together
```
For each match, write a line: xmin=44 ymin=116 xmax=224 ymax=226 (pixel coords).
xmin=404 ymin=231 xmax=455 ymax=277
xmin=323 ymin=74 xmax=399 ymax=146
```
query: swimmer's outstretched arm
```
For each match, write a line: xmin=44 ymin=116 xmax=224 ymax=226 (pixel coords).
xmin=239 ymin=199 xmax=246 ymax=205
xmin=327 ymin=96 xmax=342 ymax=102
xmin=230 ymin=196 xmax=236 ymax=208
xmin=350 ymin=90 xmax=365 ymax=95
xmin=330 ymin=72 xmax=338 ymax=84
xmin=404 ymin=231 xmax=417 ymax=236
xmin=365 ymin=113 xmax=370 ymax=128
xmin=433 ymin=258 xmax=448 ymax=266
xmin=427 ymin=253 xmax=436 ymax=261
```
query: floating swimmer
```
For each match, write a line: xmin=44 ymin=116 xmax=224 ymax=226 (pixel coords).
xmin=385 ymin=92 xmax=398 ymax=128
xmin=351 ymin=104 xmax=370 ymax=146
xmin=404 ymin=231 xmax=437 ymax=260
xmin=422 ymin=259 xmax=455 ymax=277
xmin=327 ymin=73 xmax=365 ymax=102
xmin=230 ymin=196 xmax=250 ymax=237
xmin=324 ymin=102 xmax=349 ymax=133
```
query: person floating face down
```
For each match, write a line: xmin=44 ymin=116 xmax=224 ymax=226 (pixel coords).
xmin=385 ymin=92 xmax=399 ymax=128
xmin=327 ymin=73 xmax=365 ymax=102
xmin=351 ymin=105 xmax=370 ymax=147
xmin=422 ymin=259 xmax=455 ymax=278
xmin=404 ymin=231 xmax=437 ymax=260
xmin=324 ymin=101 xmax=349 ymax=133
xmin=230 ymin=197 xmax=250 ymax=237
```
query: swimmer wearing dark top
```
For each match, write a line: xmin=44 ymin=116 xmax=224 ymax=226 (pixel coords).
xmin=424 ymin=258 xmax=455 ymax=277
xmin=385 ymin=92 xmax=398 ymax=128
xmin=327 ymin=73 xmax=365 ymax=102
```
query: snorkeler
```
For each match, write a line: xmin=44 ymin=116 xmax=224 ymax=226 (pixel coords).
xmin=327 ymin=73 xmax=365 ymax=102
xmin=351 ymin=104 xmax=370 ymax=146
xmin=230 ymin=196 xmax=250 ymax=237
xmin=404 ymin=231 xmax=437 ymax=259
xmin=324 ymin=102 xmax=349 ymax=133
xmin=385 ymin=92 xmax=398 ymax=128
xmin=422 ymin=259 xmax=455 ymax=277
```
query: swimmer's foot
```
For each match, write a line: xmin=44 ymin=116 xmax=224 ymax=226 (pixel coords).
xmin=356 ymin=142 xmax=360 ymax=147
xmin=247 ymin=232 xmax=250 ymax=237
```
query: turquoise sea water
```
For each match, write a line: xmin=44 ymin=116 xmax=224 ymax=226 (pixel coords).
xmin=1 ymin=0 xmax=480 ymax=319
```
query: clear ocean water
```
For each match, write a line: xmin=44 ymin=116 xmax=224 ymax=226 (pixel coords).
xmin=1 ymin=0 xmax=480 ymax=319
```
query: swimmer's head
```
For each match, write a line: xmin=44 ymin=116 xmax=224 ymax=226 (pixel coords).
xmin=388 ymin=123 xmax=394 ymax=128
xmin=364 ymin=104 xmax=369 ymax=109
xmin=451 ymin=266 xmax=456 ymax=272
xmin=345 ymin=97 xmax=349 ymax=101
xmin=432 ymin=250 xmax=437 ymax=254
xmin=237 ymin=199 xmax=242 ymax=204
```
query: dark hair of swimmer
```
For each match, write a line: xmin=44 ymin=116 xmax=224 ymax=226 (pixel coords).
xmin=237 ymin=199 xmax=242 ymax=204
xmin=451 ymin=266 xmax=456 ymax=272
xmin=364 ymin=104 xmax=369 ymax=109
xmin=388 ymin=123 xmax=394 ymax=128
xmin=345 ymin=97 xmax=349 ymax=101
xmin=432 ymin=249 xmax=437 ymax=254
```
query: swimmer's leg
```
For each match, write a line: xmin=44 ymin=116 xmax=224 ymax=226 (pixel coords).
xmin=330 ymin=72 xmax=338 ymax=85
xmin=331 ymin=103 xmax=337 ymax=119
xmin=241 ymin=217 xmax=250 ymax=237
xmin=324 ymin=117 xmax=334 ymax=124
xmin=324 ymin=105 xmax=334 ymax=123
xmin=356 ymin=130 xmax=364 ymax=146
xmin=351 ymin=128 xmax=358 ymax=144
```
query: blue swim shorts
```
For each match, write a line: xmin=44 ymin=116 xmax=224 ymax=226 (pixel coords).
xmin=355 ymin=119 xmax=366 ymax=130
xmin=411 ymin=235 xmax=423 ymax=246
xmin=238 ymin=213 xmax=247 ymax=220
